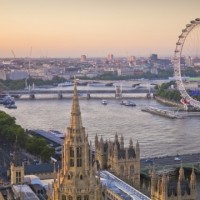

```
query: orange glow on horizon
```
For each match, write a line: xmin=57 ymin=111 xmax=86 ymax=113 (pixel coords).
xmin=0 ymin=0 xmax=200 ymax=57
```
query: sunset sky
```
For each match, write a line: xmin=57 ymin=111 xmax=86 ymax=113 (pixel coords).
xmin=0 ymin=0 xmax=199 ymax=58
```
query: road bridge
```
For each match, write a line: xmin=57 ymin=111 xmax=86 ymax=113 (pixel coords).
xmin=6 ymin=87 xmax=156 ymax=100
xmin=8 ymin=88 xmax=155 ymax=94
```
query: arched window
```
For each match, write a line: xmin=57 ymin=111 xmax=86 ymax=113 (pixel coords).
xmin=68 ymin=196 xmax=73 ymax=200
xmin=130 ymin=165 xmax=134 ymax=175
xmin=70 ymin=146 xmax=74 ymax=167
xmin=77 ymin=147 xmax=82 ymax=157
xmin=77 ymin=147 xmax=82 ymax=167
xmin=70 ymin=159 xmax=74 ymax=167
xmin=68 ymin=174 xmax=71 ymax=180
xmin=77 ymin=158 xmax=82 ymax=167
xmin=77 ymin=196 xmax=81 ymax=200
xmin=120 ymin=166 xmax=124 ymax=175
xmin=16 ymin=171 xmax=21 ymax=184
xmin=84 ymin=195 xmax=89 ymax=200
xmin=62 ymin=195 xmax=66 ymax=200
xmin=70 ymin=147 xmax=74 ymax=157
xmin=80 ymin=174 xmax=83 ymax=180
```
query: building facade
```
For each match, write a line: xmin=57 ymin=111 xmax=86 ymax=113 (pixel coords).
xmin=151 ymin=165 xmax=196 ymax=200
xmin=52 ymin=80 xmax=102 ymax=200
xmin=95 ymin=134 xmax=140 ymax=188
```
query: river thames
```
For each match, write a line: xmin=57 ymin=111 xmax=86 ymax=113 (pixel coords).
xmin=0 ymin=98 xmax=199 ymax=159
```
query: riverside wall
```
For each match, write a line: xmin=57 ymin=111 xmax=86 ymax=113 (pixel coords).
xmin=155 ymin=96 xmax=184 ymax=108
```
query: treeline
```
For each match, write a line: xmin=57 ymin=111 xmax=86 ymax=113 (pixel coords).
xmin=156 ymin=81 xmax=200 ymax=103
xmin=156 ymin=81 xmax=182 ymax=102
xmin=0 ymin=76 xmax=66 ymax=91
xmin=80 ymin=69 xmax=174 ymax=81
xmin=26 ymin=76 xmax=66 ymax=87
xmin=0 ymin=111 xmax=54 ymax=162
xmin=0 ymin=70 xmax=174 ymax=90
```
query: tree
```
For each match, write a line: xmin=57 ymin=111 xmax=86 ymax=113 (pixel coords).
xmin=0 ymin=111 xmax=55 ymax=162
xmin=41 ymin=146 xmax=55 ymax=162
xmin=156 ymin=82 xmax=182 ymax=102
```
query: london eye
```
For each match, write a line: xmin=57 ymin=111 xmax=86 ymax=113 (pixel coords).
xmin=174 ymin=18 xmax=200 ymax=109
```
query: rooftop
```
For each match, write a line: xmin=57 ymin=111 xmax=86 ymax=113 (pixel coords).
xmin=100 ymin=170 xmax=150 ymax=200
xmin=12 ymin=184 xmax=39 ymax=200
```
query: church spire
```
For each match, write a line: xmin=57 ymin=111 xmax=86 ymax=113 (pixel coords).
xmin=178 ymin=162 xmax=185 ymax=181
xmin=53 ymin=78 xmax=102 ymax=200
xmin=13 ymin=136 xmax=21 ymax=166
xmin=69 ymin=78 xmax=83 ymax=131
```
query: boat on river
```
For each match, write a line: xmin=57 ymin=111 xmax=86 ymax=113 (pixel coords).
xmin=141 ymin=106 xmax=184 ymax=119
xmin=102 ymin=100 xmax=108 ymax=105
xmin=120 ymin=100 xmax=136 ymax=106
xmin=5 ymin=103 xmax=17 ymax=109
xmin=1 ymin=95 xmax=15 ymax=105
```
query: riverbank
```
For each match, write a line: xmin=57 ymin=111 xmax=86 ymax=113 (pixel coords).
xmin=155 ymin=96 xmax=184 ymax=108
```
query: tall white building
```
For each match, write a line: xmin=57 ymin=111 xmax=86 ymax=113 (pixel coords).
xmin=0 ymin=70 xmax=7 ymax=80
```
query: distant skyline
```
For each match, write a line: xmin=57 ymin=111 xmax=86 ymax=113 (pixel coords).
xmin=0 ymin=0 xmax=199 ymax=58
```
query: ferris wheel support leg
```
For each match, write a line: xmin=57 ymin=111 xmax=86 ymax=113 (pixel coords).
xmin=184 ymin=104 xmax=188 ymax=111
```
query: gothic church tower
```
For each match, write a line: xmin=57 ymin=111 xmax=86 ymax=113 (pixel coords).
xmin=10 ymin=137 xmax=24 ymax=185
xmin=53 ymin=79 xmax=102 ymax=200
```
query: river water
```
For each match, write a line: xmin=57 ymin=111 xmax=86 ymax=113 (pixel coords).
xmin=0 ymin=98 xmax=199 ymax=159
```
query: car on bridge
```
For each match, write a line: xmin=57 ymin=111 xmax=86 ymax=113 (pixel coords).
xmin=145 ymin=159 xmax=154 ymax=165
xmin=174 ymin=155 xmax=182 ymax=161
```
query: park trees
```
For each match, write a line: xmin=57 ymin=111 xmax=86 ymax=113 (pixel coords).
xmin=0 ymin=111 xmax=54 ymax=162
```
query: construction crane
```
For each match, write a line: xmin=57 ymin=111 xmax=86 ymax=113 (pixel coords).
xmin=11 ymin=49 xmax=16 ymax=59
xmin=28 ymin=46 xmax=32 ymax=69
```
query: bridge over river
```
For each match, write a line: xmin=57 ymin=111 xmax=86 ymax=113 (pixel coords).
xmin=7 ymin=85 xmax=156 ymax=100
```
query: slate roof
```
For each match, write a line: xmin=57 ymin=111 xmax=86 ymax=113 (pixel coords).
xmin=25 ymin=162 xmax=61 ymax=174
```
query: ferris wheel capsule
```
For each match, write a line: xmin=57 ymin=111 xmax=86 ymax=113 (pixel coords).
xmin=178 ymin=35 xmax=184 ymax=39
xmin=182 ymin=29 xmax=187 ymax=32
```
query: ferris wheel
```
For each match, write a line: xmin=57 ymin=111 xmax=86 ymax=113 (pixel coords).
xmin=174 ymin=18 xmax=200 ymax=109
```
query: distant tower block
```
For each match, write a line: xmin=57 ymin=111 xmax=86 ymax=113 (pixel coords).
xmin=107 ymin=54 xmax=114 ymax=61
xmin=80 ymin=54 xmax=86 ymax=62
xmin=115 ymin=85 xmax=122 ymax=99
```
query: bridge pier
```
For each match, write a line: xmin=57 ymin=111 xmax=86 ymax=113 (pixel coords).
xmin=58 ymin=92 xmax=63 ymax=99
xmin=115 ymin=85 xmax=122 ymax=99
xmin=87 ymin=93 xmax=91 ymax=100
xmin=146 ymin=93 xmax=155 ymax=99
xmin=29 ymin=94 xmax=35 ymax=100
xmin=146 ymin=93 xmax=151 ymax=99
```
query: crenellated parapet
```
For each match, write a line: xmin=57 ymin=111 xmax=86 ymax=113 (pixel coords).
xmin=95 ymin=132 xmax=140 ymax=188
xmin=151 ymin=165 xmax=197 ymax=200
